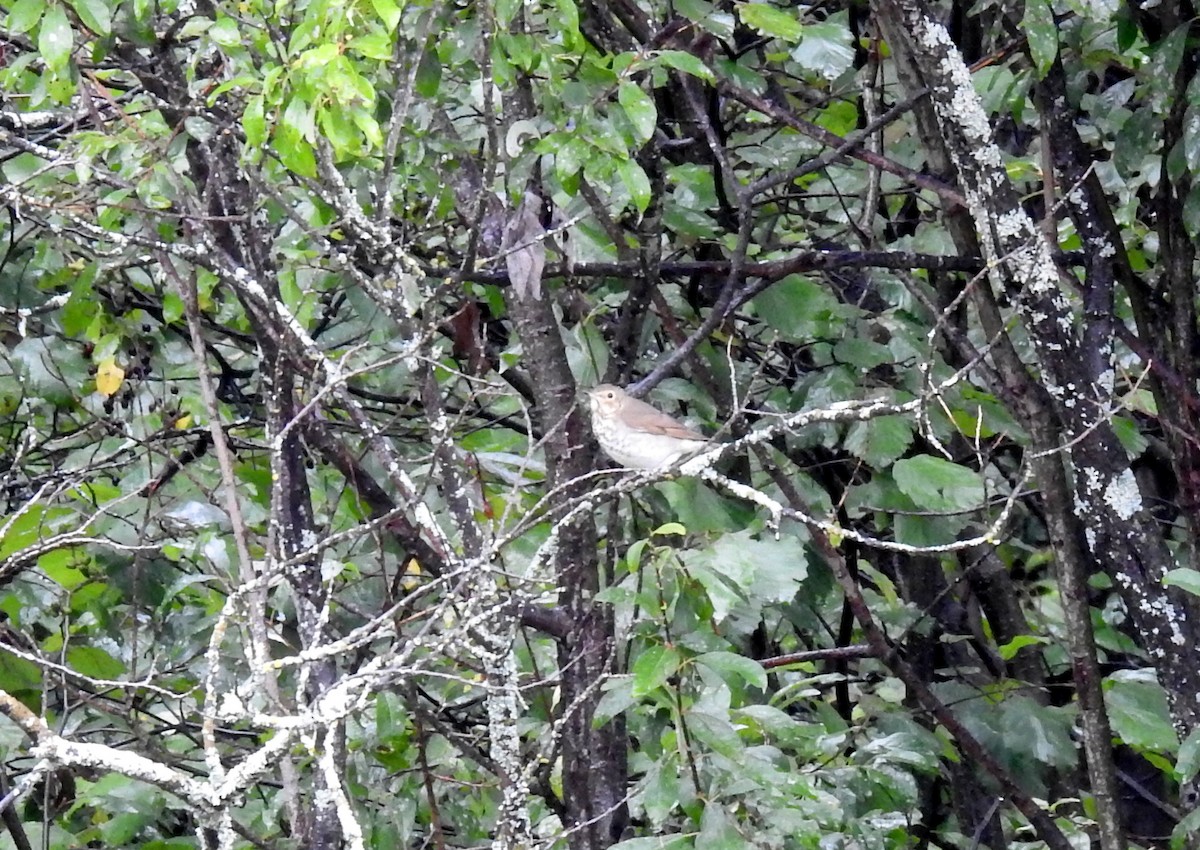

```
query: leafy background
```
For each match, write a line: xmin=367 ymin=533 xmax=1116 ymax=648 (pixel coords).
xmin=0 ymin=0 xmax=1198 ymax=848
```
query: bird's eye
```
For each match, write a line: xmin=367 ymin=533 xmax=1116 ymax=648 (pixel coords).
xmin=604 ymin=391 xmax=614 ymax=398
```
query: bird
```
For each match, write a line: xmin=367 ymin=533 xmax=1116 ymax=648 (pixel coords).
xmin=585 ymin=384 xmax=710 ymax=470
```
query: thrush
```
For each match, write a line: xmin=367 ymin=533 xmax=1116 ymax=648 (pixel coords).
xmin=586 ymin=384 xmax=710 ymax=470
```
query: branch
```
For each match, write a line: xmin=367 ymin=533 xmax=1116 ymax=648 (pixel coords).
xmin=0 ymin=691 xmax=214 ymax=811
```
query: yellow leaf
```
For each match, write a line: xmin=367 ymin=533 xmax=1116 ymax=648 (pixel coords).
xmin=401 ymin=558 xmax=421 ymax=591
xmin=95 ymin=358 xmax=124 ymax=397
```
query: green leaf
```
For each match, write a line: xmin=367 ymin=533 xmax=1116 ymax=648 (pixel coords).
xmin=1116 ymin=14 xmax=1138 ymax=53
xmin=1174 ymin=808 xmax=1200 ymax=848
xmin=789 ymin=18 xmax=854 ymax=80
xmin=659 ymin=478 xmax=746 ymax=534
xmin=997 ymin=696 xmax=1076 ymax=768
xmin=161 ymin=289 xmax=185 ymax=324
xmin=320 ymin=106 xmax=361 ymax=155
xmin=699 ymin=802 xmax=749 ymax=849
xmin=1113 ymin=106 xmax=1156 ymax=178
xmin=8 ymin=0 xmax=46 ymax=34
xmin=751 ymin=275 xmax=839 ymax=341
xmin=38 ymin=3 xmax=73 ymax=72
xmin=618 ymin=82 xmax=657 ymax=145
xmin=737 ymin=2 xmax=803 ymax=43
xmin=1 ymin=504 xmax=68 ymax=560
xmin=1178 ymin=728 xmax=1200 ymax=782
xmin=415 ymin=46 xmax=442 ymax=97
xmin=555 ymin=136 xmax=588 ymax=183
xmin=1022 ymin=0 xmax=1057 ymax=76
xmin=371 ymin=0 xmax=402 ymax=28
xmin=844 ymin=416 xmax=913 ymax=467
xmin=69 ymin=0 xmax=111 ymax=36
xmin=1149 ymin=23 xmax=1188 ymax=86
xmin=686 ymin=530 xmax=806 ymax=621
xmin=624 ymin=537 xmax=651 ymax=575
xmin=274 ymin=123 xmax=317 ymax=177
xmin=156 ymin=573 xmax=218 ymax=612
xmin=1105 ymin=671 xmax=1178 ymax=753
xmin=61 ymin=270 xmax=101 ymax=336
xmin=80 ymin=774 xmax=165 ymax=814
xmin=815 ymin=99 xmax=858 ymax=136
xmin=349 ymin=31 xmax=392 ymax=60
xmin=208 ymin=16 xmax=240 ymax=47
xmin=594 ymin=675 xmax=636 ymax=725
xmin=656 ymin=49 xmax=715 ymax=82
xmin=375 ymin=691 xmax=407 ymax=741
xmin=631 ymin=644 xmax=681 ymax=697
xmin=0 ymin=654 xmax=42 ymax=697
xmin=641 ymin=761 xmax=679 ymax=824
xmin=736 ymin=704 xmax=806 ymax=738
xmin=997 ymin=634 xmax=1049 ymax=661
xmin=354 ymin=109 xmax=382 ymax=149
xmin=619 ymin=158 xmax=652 ymax=213
xmin=676 ymin=0 xmax=735 ymax=38
xmin=243 ymin=96 xmax=267 ymax=149
xmin=38 ymin=548 xmax=87 ymax=589
xmin=610 ymin=837 xmax=692 ymax=850
xmin=68 ymin=645 xmax=126 ymax=680
xmin=1184 ymin=182 xmax=1200 ymax=238
xmin=690 ymin=568 xmax=745 ymax=623
xmin=892 ymin=455 xmax=984 ymax=512
xmin=858 ymin=730 xmax=941 ymax=772
xmin=495 ymin=0 xmax=519 ymax=26
xmin=832 ymin=337 xmax=892 ymax=370
xmin=550 ymin=0 xmax=582 ymax=48
xmin=696 ymin=651 xmax=767 ymax=690
xmin=687 ymin=709 xmax=744 ymax=756
xmin=1163 ymin=568 xmax=1200 ymax=597
xmin=101 ymin=812 xmax=151 ymax=845
xmin=299 ymin=42 xmax=341 ymax=68
xmin=667 ymin=163 xmax=717 ymax=209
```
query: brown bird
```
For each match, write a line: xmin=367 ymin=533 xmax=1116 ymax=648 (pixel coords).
xmin=586 ymin=384 xmax=710 ymax=469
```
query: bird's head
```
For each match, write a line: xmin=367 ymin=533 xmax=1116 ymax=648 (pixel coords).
xmin=586 ymin=384 xmax=625 ymax=416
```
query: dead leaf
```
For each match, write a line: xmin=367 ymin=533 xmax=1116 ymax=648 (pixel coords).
xmin=503 ymin=192 xmax=546 ymax=301
xmin=447 ymin=301 xmax=490 ymax=375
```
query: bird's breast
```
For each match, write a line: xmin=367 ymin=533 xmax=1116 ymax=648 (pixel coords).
xmin=596 ymin=429 xmax=707 ymax=470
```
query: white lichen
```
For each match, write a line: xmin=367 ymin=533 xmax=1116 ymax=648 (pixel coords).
xmin=1103 ymin=469 xmax=1142 ymax=520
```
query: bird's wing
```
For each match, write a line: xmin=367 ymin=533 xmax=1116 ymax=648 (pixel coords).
xmin=625 ymin=397 xmax=708 ymax=441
